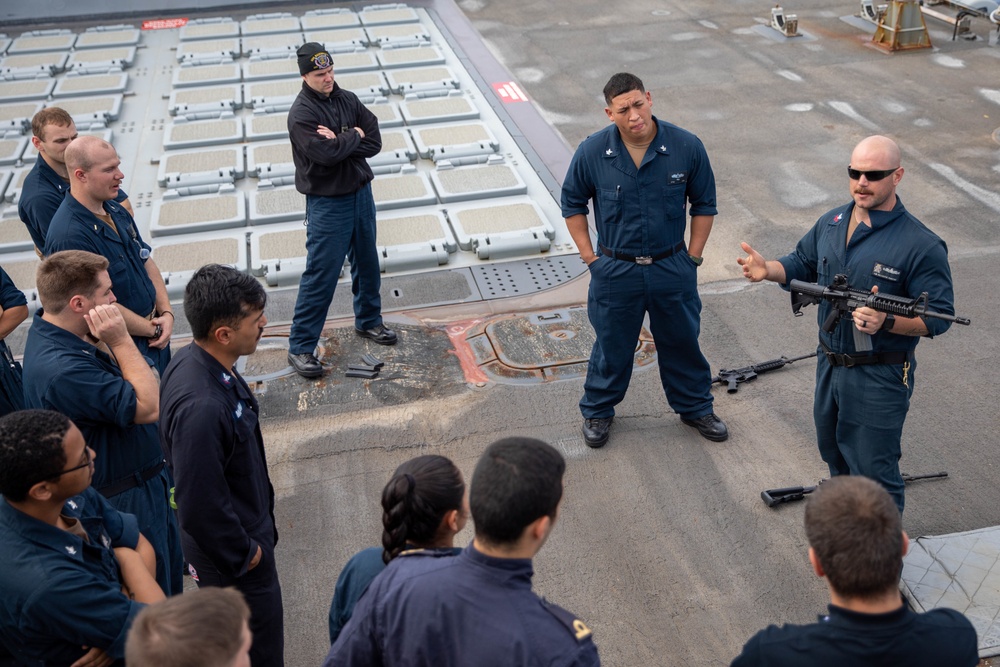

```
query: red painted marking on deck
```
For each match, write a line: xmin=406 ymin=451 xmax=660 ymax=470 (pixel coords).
xmin=492 ymin=81 xmax=529 ymax=103
xmin=142 ymin=18 xmax=188 ymax=30
xmin=446 ymin=319 xmax=491 ymax=384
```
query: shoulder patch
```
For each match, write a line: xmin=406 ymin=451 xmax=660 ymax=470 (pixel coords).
xmin=540 ymin=598 xmax=592 ymax=642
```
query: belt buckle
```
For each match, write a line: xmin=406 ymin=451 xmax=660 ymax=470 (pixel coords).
xmin=636 ymin=255 xmax=653 ymax=265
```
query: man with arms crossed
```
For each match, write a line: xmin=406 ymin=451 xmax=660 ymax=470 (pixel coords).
xmin=285 ymin=42 xmax=395 ymax=379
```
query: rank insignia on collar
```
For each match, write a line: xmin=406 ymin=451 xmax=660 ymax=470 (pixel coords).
xmin=605 ymin=148 xmax=613 ymax=156
xmin=660 ymin=145 xmax=666 ymax=151
xmin=65 ymin=546 xmax=76 ymax=555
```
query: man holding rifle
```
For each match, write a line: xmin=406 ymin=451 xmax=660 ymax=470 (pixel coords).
xmin=737 ymin=135 xmax=957 ymax=513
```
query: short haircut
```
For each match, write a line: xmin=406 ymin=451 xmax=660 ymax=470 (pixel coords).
xmin=0 ymin=410 xmax=71 ymax=501
xmin=35 ymin=250 xmax=109 ymax=315
xmin=804 ymin=476 xmax=904 ymax=600
xmin=183 ymin=264 xmax=267 ymax=341
xmin=381 ymin=455 xmax=465 ymax=563
xmin=31 ymin=107 xmax=74 ymax=141
xmin=470 ymin=437 xmax=565 ymax=545
xmin=603 ymin=72 xmax=645 ymax=105
xmin=63 ymin=135 xmax=115 ymax=174
xmin=125 ymin=587 xmax=250 ymax=667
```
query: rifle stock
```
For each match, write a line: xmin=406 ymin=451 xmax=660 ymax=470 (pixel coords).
xmin=762 ymin=472 xmax=948 ymax=507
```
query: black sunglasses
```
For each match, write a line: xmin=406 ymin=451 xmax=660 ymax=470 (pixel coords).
xmin=847 ymin=166 xmax=898 ymax=182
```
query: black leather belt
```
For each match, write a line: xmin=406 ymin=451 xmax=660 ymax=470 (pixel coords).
xmin=98 ymin=461 xmax=165 ymax=498
xmin=824 ymin=350 xmax=910 ymax=368
xmin=599 ymin=241 xmax=685 ymax=265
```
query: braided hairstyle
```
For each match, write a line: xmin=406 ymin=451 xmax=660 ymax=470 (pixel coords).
xmin=381 ymin=455 xmax=464 ymax=564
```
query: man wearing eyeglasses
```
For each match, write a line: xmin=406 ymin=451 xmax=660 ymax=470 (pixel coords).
xmin=737 ymin=135 xmax=957 ymax=513
xmin=0 ymin=409 xmax=164 ymax=666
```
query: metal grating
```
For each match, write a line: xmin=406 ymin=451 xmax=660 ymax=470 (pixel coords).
xmin=245 ymin=79 xmax=301 ymax=108
xmin=412 ymin=122 xmax=497 ymax=159
xmin=358 ymin=6 xmax=421 ymax=26
xmin=0 ymin=79 xmax=56 ymax=103
xmin=173 ymin=63 xmax=242 ymax=88
xmin=240 ymin=33 xmax=303 ymax=57
xmin=246 ymin=112 xmax=289 ymax=141
xmin=384 ymin=66 xmax=457 ymax=95
xmin=240 ymin=15 xmax=302 ymax=36
xmin=150 ymin=192 xmax=247 ymax=237
xmin=306 ymin=28 xmax=368 ymax=47
xmin=0 ymin=52 xmax=68 ymax=75
xmin=75 ymin=28 xmax=141 ymax=49
xmin=66 ymin=47 xmax=136 ymax=70
xmin=431 ymin=163 xmax=525 ymax=202
xmin=365 ymin=24 xmax=431 ymax=44
xmin=376 ymin=45 xmax=445 ymax=69
xmin=9 ymin=32 xmax=77 ymax=54
xmin=471 ymin=256 xmax=588 ymax=300
xmin=367 ymin=100 xmax=402 ymax=128
xmin=378 ymin=211 xmax=453 ymax=247
xmin=0 ymin=212 xmax=34 ymax=253
xmin=256 ymin=226 xmax=306 ymax=262
xmin=152 ymin=236 xmax=243 ymax=272
xmin=178 ymin=19 xmax=241 ymax=42
xmin=243 ymin=58 xmax=298 ymax=83
xmin=157 ymin=146 xmax=244 ymax=186
xmin=0 ymin=102 xmax=42 ymax=130
xmin=46 ymin=94 xmax=122 ymax=125
xmin=52 ymin=73 xmax=129 ymax=98
xmin=175 ymin=39 xmax=240 ymax=62
xmin=371 ymin=171 xmax=436 ymax=210
xmin=301 ymin=9 xmax=361 ymax=30
xmin=247 ymin=141 xmax=293 ymax=175
xmin=0 ymin=137 xmax=29 ymax=166
xmin=169 ymin=84 xmax=243 ymax=115
xmin=248 ymin=186 xmax=305 ymax=224
xmin=399 ymin=94 xmax=477 ymax=125
xmin=163 ymin=117 xmax=243 ymax=150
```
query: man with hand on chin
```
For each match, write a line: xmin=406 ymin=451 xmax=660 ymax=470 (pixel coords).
xmin=22 ymin=250 xmax=183 ymax=596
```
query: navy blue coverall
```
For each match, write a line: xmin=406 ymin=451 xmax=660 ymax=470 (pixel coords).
xmin=0 ymin=488 xmax=145 ymax=666
xmin=159 ymin=342 xmax=283 ymax=667
xmin=44 ymin=194 xmax=169 ymax=376
xmin=778 ymin=197 xmax=955 ymax=512
xmin=18 ymin=153 xmax=128 ymax=252
xmin=326 ymin=544 xmax=600 ymax=666
xmin=561 ymin=117 xmax=717 ymax=421
xmin=22 ymin=312 xmax=184 ymax=595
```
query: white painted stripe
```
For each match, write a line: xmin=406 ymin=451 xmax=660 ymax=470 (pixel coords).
xmin=980 ymin=88 xmax=1000 ymax=106
xmin=828 ymin=100 xmax=880 ymax=131
xmin=506 ymin=81 xmax=528 ymax=102
xmin=928 ymin=163 xmax=1000 ymax=215
xmin=776 ymin=69 xmax=802 ymax=82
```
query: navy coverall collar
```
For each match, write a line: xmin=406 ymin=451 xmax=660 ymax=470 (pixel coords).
xmin=0 ymin=497 xmax=92 ymax=565
xmin=31 ymin=310 xmax=101 ymax=357
xmin=602 ymin=115 xmax=671 ymax=168
xmin=186 ymin=341 xmax=246 ymax=393
xmin=820 ymin=602 xmax=910 ymax=627
xmin=61 ymin=190 xmax=126 ymax=232
xmin=463 ymin=542 xmax=534 ymax=586
xmin=836 ymin=196 xmax=909 ymax=232
xmin=33 ymin=154 xmax=70 ymax=195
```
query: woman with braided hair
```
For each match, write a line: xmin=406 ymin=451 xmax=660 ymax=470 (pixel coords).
xmin=327 ymin=454 xmax=467 ymax=644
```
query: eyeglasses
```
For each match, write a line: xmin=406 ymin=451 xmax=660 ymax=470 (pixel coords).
xmin=847 ymin=166 xmax=899 ymax=182
xmin=51 ymin=448 xmax=92 ymax=478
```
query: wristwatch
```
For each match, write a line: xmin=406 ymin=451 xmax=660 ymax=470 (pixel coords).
xmin=880 ymin=314 xmax=895 ymax=331
xmin=689 ymin=254 xmax=704 ymax=266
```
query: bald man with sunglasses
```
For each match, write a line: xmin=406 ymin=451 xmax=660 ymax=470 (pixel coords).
xmin=738 ymin=135 xmax=957 ymax=514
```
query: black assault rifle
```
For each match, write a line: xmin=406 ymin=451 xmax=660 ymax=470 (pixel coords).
xmin=761 ymin=472 xmax=949 ymax=507
xmin=712 ymin=352 xmax=818 ymax=393
xmin=788 ymin=274 xmax=970 ymax=352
